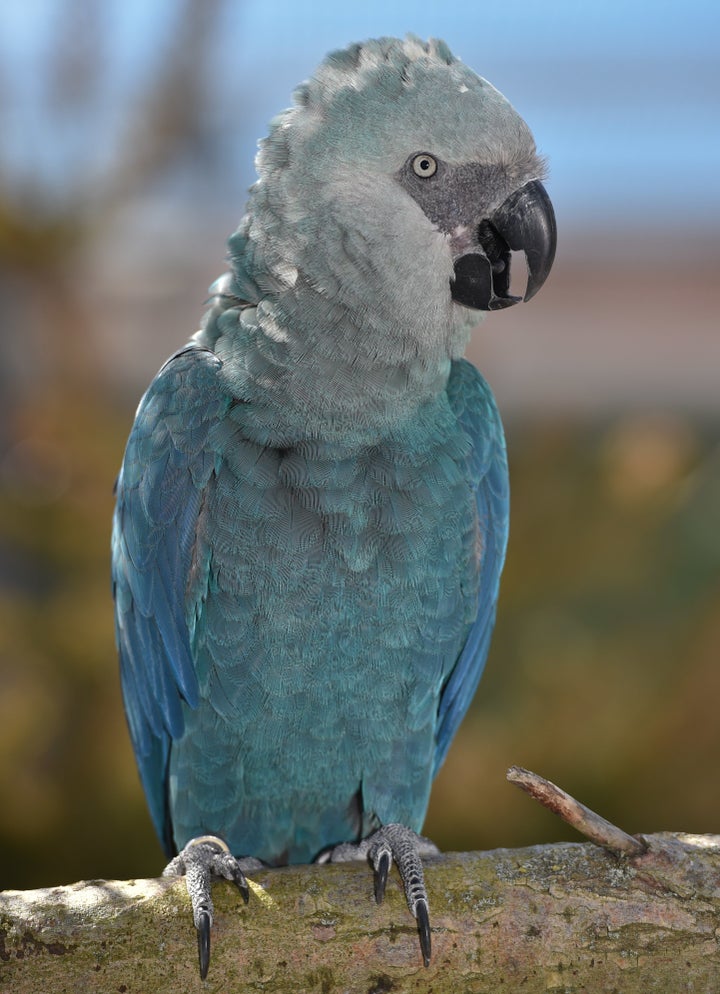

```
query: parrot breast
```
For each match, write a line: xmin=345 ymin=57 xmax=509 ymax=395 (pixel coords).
xmin=167 ymin=390 xmax=480 ymax=863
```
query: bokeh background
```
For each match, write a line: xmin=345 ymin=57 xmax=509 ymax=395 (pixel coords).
xmin=1 ymin=0 xmax=719 ymax=889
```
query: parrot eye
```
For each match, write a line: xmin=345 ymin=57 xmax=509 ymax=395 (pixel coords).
xmin=411 ymin=153 xmax=438 ymax=178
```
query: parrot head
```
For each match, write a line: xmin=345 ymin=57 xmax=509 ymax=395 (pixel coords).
xmin=246 ymin=35 xmax=556 ymax=320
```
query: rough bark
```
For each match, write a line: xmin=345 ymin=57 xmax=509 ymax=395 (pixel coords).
xmin=2 ymin=833 xmax=720 ymax=992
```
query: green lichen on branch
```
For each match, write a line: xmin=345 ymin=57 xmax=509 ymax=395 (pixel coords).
xmin=2 ymin=833 xmax=720 ymax=992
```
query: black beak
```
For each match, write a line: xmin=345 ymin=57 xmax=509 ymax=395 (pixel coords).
xmin=451 ymin=179 xmax=556 ymax=311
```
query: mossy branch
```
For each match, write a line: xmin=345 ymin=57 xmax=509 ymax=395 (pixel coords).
xmin=2 ymin=830 xmax=720 ymax=992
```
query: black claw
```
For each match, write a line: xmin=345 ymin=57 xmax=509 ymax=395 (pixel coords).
xmin=416 ymin=899 xmax=431 ymax=967
xmin=232 ymin=866 xmax=250 ymax=904
xmin=197 ymin=909 xmax=211 ymax=980
xmin=374 ymin=851 xmax=390 ymax=905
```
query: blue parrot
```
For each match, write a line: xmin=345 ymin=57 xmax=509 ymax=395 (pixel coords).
xmin=112 ymin=36 xmax=555 ymax=977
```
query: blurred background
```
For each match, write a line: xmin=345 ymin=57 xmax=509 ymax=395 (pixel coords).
xmin=1 ymin=0 xmax=719 ymax=889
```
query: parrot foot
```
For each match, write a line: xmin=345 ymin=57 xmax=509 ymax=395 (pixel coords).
xmin=162 ymin=835 xmax=262 ymax=980
xmin=323 ymin=823 xmax=438 ymax=967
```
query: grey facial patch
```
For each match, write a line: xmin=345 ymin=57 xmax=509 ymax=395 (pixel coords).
xmin=397 ymin=156 xmax=524 ymax=243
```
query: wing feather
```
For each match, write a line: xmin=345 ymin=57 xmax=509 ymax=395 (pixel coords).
xmin=434 ymin=359 xmax=510 ymax=774
xmin=111 ymin=345 xmax=229 ymax=851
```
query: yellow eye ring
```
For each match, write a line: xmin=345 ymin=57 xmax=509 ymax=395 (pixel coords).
xmin=411 ymin=153 xmax=438 ymax=178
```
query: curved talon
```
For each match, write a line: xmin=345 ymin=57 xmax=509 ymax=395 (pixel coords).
xmin=232 ymin=865 xmax=250 ymax=904
xmin=415 ymin=898 xmax=431 ymax=967
xmin=374 ymin=850 xmax=391 ymax=904
xmin=197 ymin=908 xmax=211 ymax=980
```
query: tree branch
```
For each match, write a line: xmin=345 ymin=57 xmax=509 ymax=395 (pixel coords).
xmin=507 ymin=764 xmax=648 ymax=855
xmin=3 ymin=832 xmax=720 ymax=992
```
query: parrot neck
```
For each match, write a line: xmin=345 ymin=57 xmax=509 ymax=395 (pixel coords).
xmin=197 ymin=182 xmax=482 ymax=446
xmin=198 ymin=279 xmax=475 ymax=447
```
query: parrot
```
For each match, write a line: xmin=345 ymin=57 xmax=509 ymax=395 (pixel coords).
xmin=111 ymin=35 xmax=556 ymax=979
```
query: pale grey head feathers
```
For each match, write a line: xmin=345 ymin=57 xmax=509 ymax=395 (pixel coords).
xmin=256 ymin=36 xmax=543 ymax=185
xmin=211 ymin=37 xmax=555 ymax=440
xmin=230 ymin=36 xmax=554 ymax=331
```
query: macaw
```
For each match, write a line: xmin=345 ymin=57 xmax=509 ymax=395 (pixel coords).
xmin=112 ymin=35 xmax=555 ymax=977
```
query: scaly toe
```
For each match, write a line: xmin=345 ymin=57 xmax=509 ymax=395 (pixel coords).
xmin=325 ymin=824 xmax=437 ymax=968
xmin=163 ymin=835 xmax=255 ymax=979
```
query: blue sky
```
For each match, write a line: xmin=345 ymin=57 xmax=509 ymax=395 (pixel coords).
xmin=2 ymin=0 xmax=719 ymax=231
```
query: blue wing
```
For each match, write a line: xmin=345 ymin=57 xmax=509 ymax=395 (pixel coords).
xmin=433 ymin=358 xmax=510 ymax=774
xmin=111 ymin=344 xmax=229 ymax=853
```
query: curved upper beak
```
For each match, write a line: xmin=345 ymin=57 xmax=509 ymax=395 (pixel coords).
xmin=450 ymin=179 xmax=557 ymax=311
